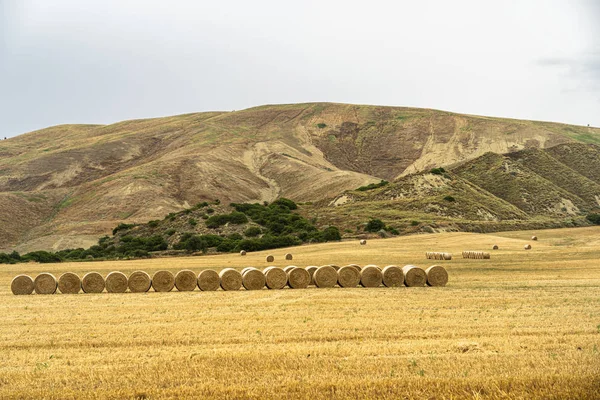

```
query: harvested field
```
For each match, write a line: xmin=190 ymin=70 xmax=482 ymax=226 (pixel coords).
xmin=1 ymin=227 xmax=600 ymax=399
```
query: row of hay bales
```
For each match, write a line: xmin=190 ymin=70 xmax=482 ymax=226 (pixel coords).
xmin=462 ymin=251 xmax=491 ymax=259
xmin=425 ymin=252 xmax=452 ymax=260
xmin=11 ymin=264 xmax=448 ymax=295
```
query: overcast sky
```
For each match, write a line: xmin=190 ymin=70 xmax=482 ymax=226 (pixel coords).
xmin=1 ymin=0 xmax=599 ymax=138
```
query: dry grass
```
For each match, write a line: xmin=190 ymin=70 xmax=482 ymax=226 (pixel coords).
xmin=1 ymin=226 xmax=600 ymax=399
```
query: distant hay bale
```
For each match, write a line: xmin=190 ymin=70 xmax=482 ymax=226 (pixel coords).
xmin=197 ymin=269 xmax=220 ymax=291
xmin=242 ymin=268 xmax=265 ymax=290
xmin=11 ymin=275 xmax=34 ymax=295
xmin=82 ymin=272 xmax=105 ymax=293
xmin=313 ymin=265 xmax=338 ymax=288
xmin=364 ymin=264 xmax=381 ymax=270
xmin=287 ymin=267 xmax=310 ymax=289
xmin=443 ymin=253 xmax=452 ymax=260
xmin=152 ymin=270 xmax=175 ymax=292
xmin=483 ymin=252 xmax=491 ymax=259
xmin=34 ymin=273 xmax=57 ymax=295
xmin=337 ymin=266 xmax=360 ymax=288
xmin=347 ymin=264 xmax=361 ymax=271
xmin=360 ymin=265 xmax=383 ymax=288
xmin=305 ymin=266 xmax=318 ymax=285
xmin=524 ymin=244 xmax=532 ymax=250
xmin=175 ymin=270 xmax=197 ymax=291
xmin=283 ymin=266 xmax=297 ymax=273
xmin=219 ymin=268 xmax=242 ymax=291
xmin=240 ymin=250 xmax=247 ymax=256
xmin=105 ymin=271 xmax=128 ymax=293
xmin=425 ymin=265 xmax=448 ymax=287
xmin=58 ymin=272 xmax=81 ymax=294
xmin=492 ymin=245 xmax=499 ymax=250
xmin=330 ymin=264 xmax=341 ymax=271
xmin=382 ymin=265 xmax=404 ymax=287
xmin=266 ymin=255 xmax=274 ymax=263
xmin=360 ymin=239 xmax=367 ymax=245
xmin=128 ymin=271 xmax=152 ymax=293
xmin=531 ymin=236 xmax=538 ymax=241
xmin=285 ymin=253 xmax=293 ymax=260
xmin=402 ymin=265 xmax=427 ymax=287
xmin=263 ymin=267 xmax=287 ymax=290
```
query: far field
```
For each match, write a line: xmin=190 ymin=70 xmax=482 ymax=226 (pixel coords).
xmin=1 ymin=227 xmax=600 ymax=399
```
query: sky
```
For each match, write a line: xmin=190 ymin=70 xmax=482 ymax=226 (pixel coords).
xmin=1 ymin=0 xmax=599 ymax=138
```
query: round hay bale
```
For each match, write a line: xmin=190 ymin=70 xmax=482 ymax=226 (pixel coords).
xmin=82 ymin=272 xmax=105 ymax=293
xmin=266 ymin=255 xmax=274 ymax=263
xmin=483 ymin=252 xmax=491 ymax=260
xmin=364 ymin=264 xmax=381 ymax=270
xmin=175 ymin=270 xmax=197 ymax=291
xmin=347 ymin=264 xmax=362 ymax=271
xmin=382 ymin=265 xmax=404 ymax=287
xmin=128 ymin=271 xmax=151 ymax=293
xmin=152 ymin=270 xmax=175 ymax=292
xmin=524 ymin=244 xmax=532 ymax=250
xmin=402 ymin=265 xmax=427 ymax=287
xmin=219 ymin=268 xmax=242 ymax=291
xmin=531 ymin=236 xmax=538 ymax=241
xmin=360 ymin=239 xmax=367 ymax=245
xmin=58 ymin=272 xmax=81 ymax=294
xmin=329 ymin=264 xmax=341 ymax=271
xmin=287 ymin=267 xmax=310 ymax=289
xmin=313 ymin=265 xmax=338 ymax=288
xmin=492 ymin=245 xmax=499 ymax=250
xmin=240 ymin=250 xmax=247 ymax=256
xmin=305 ymin=266 xmax=319 ymax=285
xmin=263 ymin=266 xmax=287 ymax=289
xmin=425 ymin=265 xmax=448 ymax=287
xmin=105 ymin=271 xmax=128 ymax=293
xmin=285 ymin=253 xmax=293 ymax=260
xmin=34 ymin=273 xmax=57 ymax=295
xmin=242 ymin=268 xmax=265 ymax=290
xmin=360 ymin=266 xmax=382 ymax=288
xmin=197 ymin=269 xmax=220 ymax=291
xmin=11 ymin=275 xmax=34 ymax=295
xmin=337 ymin=266 xmax=360 ymax=288
xmin=443 ymin=253 xmax=452 ymax=260
xmin=283 ymin=265 xmax=297 ymax=273
xmin=343 ymin=264 xmax=361 ymax=275
xmin=241 ymin=267 xmax=255 ymax=276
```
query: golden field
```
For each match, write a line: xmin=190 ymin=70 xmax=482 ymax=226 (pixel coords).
xmin=1 ymin=227 xmax=600 ymax=399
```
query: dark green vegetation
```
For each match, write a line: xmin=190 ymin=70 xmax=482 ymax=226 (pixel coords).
xmin=0 ymin=199 xmax=342 ymax=263
xmin=357 ymin=180 xmax=389 ymax=192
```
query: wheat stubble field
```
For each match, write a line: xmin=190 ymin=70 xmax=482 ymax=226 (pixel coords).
xmin=1 ymin=227 xmax=600 ymax=399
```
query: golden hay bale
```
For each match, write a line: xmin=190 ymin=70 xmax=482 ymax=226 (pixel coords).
xmin=283 ymin=265 xmax=297 ymax=273
xmin=313 ymin=265 xmax=338 ymax=288
xmin=240 ymin=250 xmax=247 ymax=256
xmin=483 ymin=252 xmax=491 ymax=259
xmin=360 ymin=239 xmax=367 ymax=245
xmin=266 ymin=255 xmax=275 ymax=263
xmin=285 ymin=253 xmax=293 ymax=260
xmin=105 ymin=271 xmax=128 ymax=293
xmin=402 ymin=265 xmax=427 ymax=287
xmin=360 ymin=265 xmax=383 ymax=288
xmin=128 ymin=271 xmax=152 ymax=293
xmin=382 ymin=265 xmax=404 ymax=287
xmin=330 ymin=264 xmax=341 ymax=271
xmin=531 ymin=236 xmax=538 ymax=241
xmin=305 ymin=266 xmax=319 ymax=285
xmin=152 ymin=270 xmax=175 ymax=292
xmin=175 ymin=270 xmax=197 ymax=291
xmin=241 ymin=267 xmax=255 ymax=275
xmin=219 ymin=268 xmax=242 ymax=291
xmin=337 ymin=266 xmax=360 ymax=288
xmin=82 ymin=272 xmax=105 ymax=293
xmin=263 ymin=267 xmax=287 ymax=290
xmin=524 ymin=244 xmax=532 ymax=250
xmin=425 ymin=265 xmax=448 ymax=287
xmin=347 ymin=264 xmax=361 ymax=271
xmin=364 ymin=264 xmax=381 ymax=270
xmin=242 ymin=268 xmax=265 ymax=290
xmin=492 ymin=245 xmax=499 ymax=250
xmin=34 ymin=273 xmax=57 ymax=295
xmin=287 ymin=267 xmax=310 ymax=289
xmin=198 ymin=269 xmax=220 ymax=291
xmin=58 ymin=272 xmax=81 ymax=294
xmin=443 ymin=253 xmax=452 ymax=260
xmin=11 ymin=275 xmax=34 ymax=295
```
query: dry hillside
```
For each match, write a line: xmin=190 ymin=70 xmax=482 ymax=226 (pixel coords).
xmin=1 ymin=103 xmax=598 ymax=251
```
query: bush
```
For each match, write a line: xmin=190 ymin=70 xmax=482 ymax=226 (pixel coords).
xmin=321 ymin=226 xmax=341 ymax=241
xmin=188 ymin=218 xmax=197 ymax=226
xmin=587 ymin=213 xmax=600 ymax=225
xmin=112 ymin=223 xmax=134 ymax=235
xmin=206 ymin=208 xmax=214 ymax=214
xmin=443 ymin=195 xmax=456 ymax=202
xmin=430 ymin=167 xmax=446 ymax=175
xmin=165 ymin=229 xmax=177 ymax=236
xmin=317 ymin=123 xmax=327 ymax=129
xmin=148 ymin=220 xmax=160 ymax=228
xmin=411 ymin=220 xmax=420 ymax=226
xmin=357 ymin=180 xmax=389 ymax=191
xmin=195 ymin=202 xmax=209 ymax=209
xmin=21 ymin=251 xmax=62 ymax=263
xmin=366 ymin=219 xmax=385 ymax=232
xmin=244 ymin=226 xmax=262 ymax=237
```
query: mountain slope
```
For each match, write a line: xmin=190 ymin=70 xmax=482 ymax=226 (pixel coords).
xmin=1 ymin=102 xmax=599 ymax=252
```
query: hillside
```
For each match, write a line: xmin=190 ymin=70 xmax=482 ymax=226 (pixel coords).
xmin=1 ymin=103 xmax=599 ymax=252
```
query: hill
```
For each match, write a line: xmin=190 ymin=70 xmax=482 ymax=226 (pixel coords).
xmin=1 ymin=103 xmax=599 ymax=252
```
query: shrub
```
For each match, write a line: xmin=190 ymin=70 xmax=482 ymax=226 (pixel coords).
xmin=206 ymin=208 xmax=214 ymax=214
xmin=317 ymin=123 xmax=327 ymax=129
xmin=321 ymin=226 xmax=341 ymax=241
xmin=587 ymin=213 xmax=600 ymax=225
xmin=244 ymin=226 xmax=262 ymax=237
xmin=188 ymin=218 xmax=197 ymax=226
xmin=112 ymin=223 xmax=134 ymax=235
xmin=357 ymin=180 xmax=389 ymax=191
xmin=366 ymin=219 xmax=385 ymax=232
xmin=443 ymin=195 xmax=456 ymax=202
xmin=411 ymin=220 xmax=420 ymax=226
xmin=271 ymin=198 xmax=297 ymax=210
xmin=195 ymin=202 xmax=209 ymax=209
xmin=165 ymin=229 xmax=177 ymax=236
xmin=148 ymin=220 xmax=160 ymax=228
xmin=228 ymin=233 xmax=243 ymax=241
xmin=430 ymin=167 xmax=446 ymax=175
xmin=21 ymin=251 xmax=62 ymax=263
